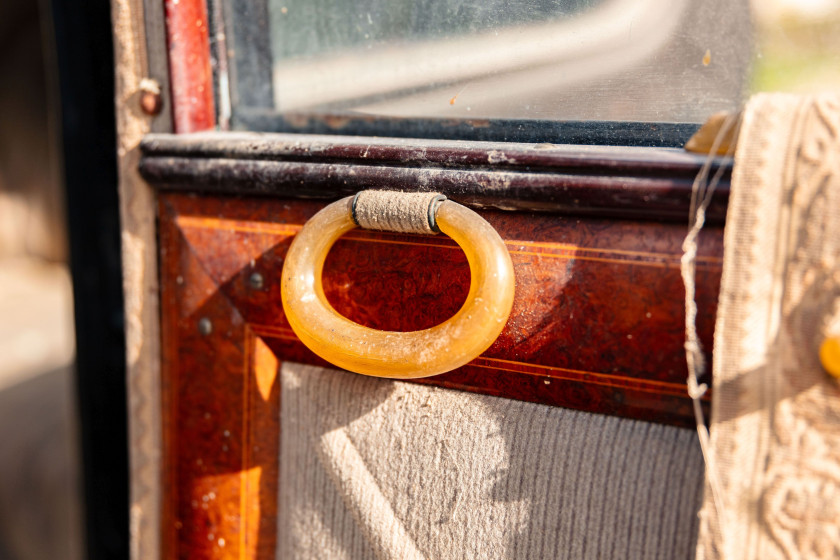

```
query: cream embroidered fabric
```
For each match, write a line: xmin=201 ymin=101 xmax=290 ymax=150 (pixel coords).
xmin=279 ymin=362 xmax=704 ymax=559
xmin=697 ymin=94 xmax=840 ymax=559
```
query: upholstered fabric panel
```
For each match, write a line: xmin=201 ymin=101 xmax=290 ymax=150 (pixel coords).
xmin=278 ymin=362 xmax=704 ymax=559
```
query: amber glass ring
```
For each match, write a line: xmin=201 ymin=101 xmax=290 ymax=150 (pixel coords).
xmin=281 ymin=196 xmax=515 ymax=378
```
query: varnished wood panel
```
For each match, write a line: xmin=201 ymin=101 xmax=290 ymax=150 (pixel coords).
xmin=160 ymin=192 xmax=722 ymax=558
xmin=160 ymin=205 xmax=279 ymax=559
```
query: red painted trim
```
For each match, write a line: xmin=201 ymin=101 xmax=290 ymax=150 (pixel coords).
xmin=164 ymin=0 xmax=216 ymax=132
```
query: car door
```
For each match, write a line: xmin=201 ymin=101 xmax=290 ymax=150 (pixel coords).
xmin=122 ymin=0 xmax=749 ymax=557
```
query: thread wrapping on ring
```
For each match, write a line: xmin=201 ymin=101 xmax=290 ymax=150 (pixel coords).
xmin=352 ymin=190 xmax=447 ymax=234
xmin=351 ymin=192 xmax=362 ymax=227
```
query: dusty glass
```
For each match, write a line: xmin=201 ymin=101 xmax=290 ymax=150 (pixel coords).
xmin=220 ymin=0 xmax=753 ymax=139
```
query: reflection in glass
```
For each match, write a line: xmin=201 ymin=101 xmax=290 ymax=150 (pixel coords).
xmin=255 ymin=0 xmax=751 ymax=123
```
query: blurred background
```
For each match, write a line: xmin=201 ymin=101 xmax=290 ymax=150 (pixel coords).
xmin=0 ymin=0 xmax=838 ymax=558
xmin=0 ymin=1 xmax=80 ymax=559
xmin=0 ymin=0 xmax=123 ymax=559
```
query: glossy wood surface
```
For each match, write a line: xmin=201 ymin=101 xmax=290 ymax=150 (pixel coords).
xmin=159 ymin=192 xmax=722 ymax=558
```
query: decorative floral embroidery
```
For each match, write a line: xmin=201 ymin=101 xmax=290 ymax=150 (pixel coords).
xmin=699 ymin=95 xmax=840 ymax=560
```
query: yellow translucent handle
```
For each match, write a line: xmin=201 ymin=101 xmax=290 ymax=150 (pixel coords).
xmin=281 ymin=196 xmax=515 ymax=378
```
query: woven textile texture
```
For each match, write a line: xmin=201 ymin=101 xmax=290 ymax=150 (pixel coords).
xmin=278 ymin=362 xmax=704 ymax=559
xmin=697 ymin=94 xmax=840 ymax=559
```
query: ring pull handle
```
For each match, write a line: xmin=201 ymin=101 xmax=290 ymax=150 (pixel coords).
xmin=281 ymin=191 xmax=515 ymax=379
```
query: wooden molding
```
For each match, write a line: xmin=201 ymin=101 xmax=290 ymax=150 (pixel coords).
xmin=140 ymin=131 xmax=731 ymax=223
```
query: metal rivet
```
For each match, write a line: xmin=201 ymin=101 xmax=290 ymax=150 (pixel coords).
xmin=139 ymin=78 xmax=163 ymax=116
xmin=249 ymin=272 xmax=264 ymax=290
xmin=198 ymin=317 xmax=213 ymax=335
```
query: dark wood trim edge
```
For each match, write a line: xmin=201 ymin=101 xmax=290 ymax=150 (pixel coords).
xmin=232 ymin=111 xmax=704 ymax=148
xmin=140 ymin=132 xmax=730 ymax=223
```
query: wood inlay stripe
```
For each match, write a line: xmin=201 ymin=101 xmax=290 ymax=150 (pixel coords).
xmin=248 ymin=324 xmax=702 ymax=400
xmin=174 ymin=216 xmax=722 ymax=268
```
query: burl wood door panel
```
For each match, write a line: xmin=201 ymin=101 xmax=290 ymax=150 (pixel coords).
xmin=159 ymin=192 xmax=721 ymax=558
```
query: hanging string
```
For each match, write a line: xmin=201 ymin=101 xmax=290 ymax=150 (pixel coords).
xmin=680 ymin=111 xmax=740 ymax=549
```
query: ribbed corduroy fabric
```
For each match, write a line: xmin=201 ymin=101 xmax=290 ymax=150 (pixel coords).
xmin=278 ymin=362 xmax=704 ymax=559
